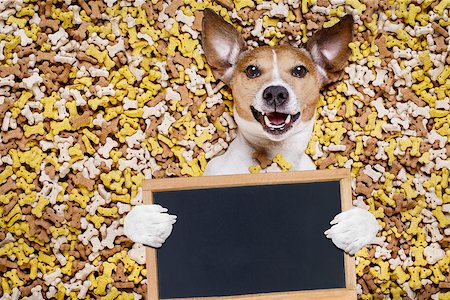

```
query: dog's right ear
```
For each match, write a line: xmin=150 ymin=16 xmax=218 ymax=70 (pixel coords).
xmin=306 ymin=15 xmax=354 ymax=85
xmin=202 ymin=8 xmax=247 ymax=84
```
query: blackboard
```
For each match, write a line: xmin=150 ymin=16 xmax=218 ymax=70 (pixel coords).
xmin=143 ymin=169 xmax=356 ymax=300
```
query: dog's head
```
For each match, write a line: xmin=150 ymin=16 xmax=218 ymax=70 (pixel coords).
xmin=202 ymin=9 xmax=353 ymax=142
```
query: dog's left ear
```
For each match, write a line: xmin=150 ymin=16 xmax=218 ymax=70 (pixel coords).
xmin=201 ymin=8 xmax=247 ymax=84
xmin=306 ymin=15 xmax=354 ymax=85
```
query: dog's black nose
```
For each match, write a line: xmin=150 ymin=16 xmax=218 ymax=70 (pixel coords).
xmin=262 ymin=86 xmax=289 ymax=107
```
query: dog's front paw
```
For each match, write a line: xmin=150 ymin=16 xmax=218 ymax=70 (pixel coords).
xmin=124 ymin=204 xmax=177 ymax=248
xmin=324 ymin=207 xmax=380 ymax=255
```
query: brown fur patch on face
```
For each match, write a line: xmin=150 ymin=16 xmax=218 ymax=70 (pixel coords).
xmin=230 ymin=45 xmax=322 ymax=123
xmin=230 ymin=46 xmax=274 ymax=121
xmin=274 ymin=46 xmax=321 ymax=122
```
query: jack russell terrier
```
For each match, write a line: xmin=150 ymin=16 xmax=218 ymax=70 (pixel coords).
xmin=124 ymin=9 xmax=380 ymax=255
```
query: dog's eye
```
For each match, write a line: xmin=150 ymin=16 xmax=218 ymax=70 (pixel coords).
xmin=245 ymin=65 xmax=261 ymax=78
xmin=292 ymin=65 xmax=308 ymax=78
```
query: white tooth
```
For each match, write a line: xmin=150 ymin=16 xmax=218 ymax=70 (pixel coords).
xmin=271 ymin=124 xmax=284 ymax=129
xmin=285 ymin=115 xmax=291 ymax=123
xmin=264 ymin=116 xmax=271 ymax=126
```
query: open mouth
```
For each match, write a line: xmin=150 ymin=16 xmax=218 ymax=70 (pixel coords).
xmin=251 ymin=106 xmax=300 ymax=135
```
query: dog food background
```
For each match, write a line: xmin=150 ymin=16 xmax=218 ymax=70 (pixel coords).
xmin=0 ymin=0 xmax=449 ymax=299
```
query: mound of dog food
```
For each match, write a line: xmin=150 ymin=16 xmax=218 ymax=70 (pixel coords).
xmin=0 ymin=0 xmax=449 ymax=299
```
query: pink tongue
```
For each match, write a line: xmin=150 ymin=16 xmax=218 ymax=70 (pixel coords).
xmin=266 ymin=112 xmax=287 ymax=125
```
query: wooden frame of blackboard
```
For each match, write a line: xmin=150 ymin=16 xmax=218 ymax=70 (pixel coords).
xmin=142 ymin=169 xmax=356 ymax=300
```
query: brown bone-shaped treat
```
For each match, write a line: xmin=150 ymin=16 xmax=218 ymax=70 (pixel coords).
xmin=99 ymin=161 xmax=110 ymax=173
xmin=100 ymin=245 xmax=122 ymax=259
xmin=358 ymin=278 xmax=369 ymax=294
xmin=45 ymin=165 xmax=56 ymax=178
xmin=70 ymin=110 xmax=92 ymax=130
xmin=90 ymin=1 xmax=105 ymax=20
xmin=68 ymin=22 xmax=90 ymax=41
xmin=152 ymin=169 xmax=166 ymax=178
xmin=18 ymin=58 xmax=30 ymax=78
xmin=432 ymin=22 xmax=449 ymax=37
xmin=145 ymin=116 xmax=158 ymax=138
xmin=147 ymin=91 xmax=166 ymax=107
xmin=192 ymin=10 xmax=204 ymax=31
xmin=69 ymin=172 xmax=95 ymax=191
xmin=156 ymin=40 xmax=168 ymax=56
xmin=0 ymin=140 xmax=16 ymax=156
xmin=418 ymin=284 xmax=438 ymax=300
xmin=77 ymin=0 xmax=91 ymax=14
xmin=114 ymin=282 xmax=135 ymax=289
xmin=410 ymin=116 xmax=427 ymax=137
xmin=355 ymin=182 xmax=373 ymax=198
xmin=39 ymin=18 xmax=60 ymax=31
xmin=3 ymin=197 xmax=18 ymax=216
xmin=191 ymin=95 xmax=205 ymax=116
xmin=166 ymin=57 xmax=180 ymax=78
xmin=400 ymin=151 xmax=418 ymax=169
xmin=206 ymin=103 xmax=226 ymax=121
xmin=136 ymin=284 xmax=148 ymax=297
xmin=0 ymin=258 xmax=18 ymax=273
xmin=99 ymin=118 xmax=119 ymax=144
xmin=43 ymin=207 xmax=65 ymax=227
xmin=76 ymin=243 xmax=91 ymax=261
xmin=97 ymin=77 xmax=109 ymax=87
xmin=142 ymin=3 xmax=158 ymax=22
xmin=58 ymin=64 xmax=71 ymax=83
xmin=165 ymin=0 xmax=184 ymax=16
xmin=400 ymin=88 xmax=426 ymax=107
xmin=72 ymin=260 xmax=86 ymax=273
xmin=214 ymin=0 xmax=234 ymax=10
xmin=374 ymin=35 xmax=391 ymax=59
xmin=361 ymin=0 xmax=379 ymax=22
xmin=67 ymin=205 xmax=83 ymax=229
xmin=252 ymin=151 xmax=272 ymax=169
xmin=19 ymin=279 xmax=47 ymax=297
xmin=113 ymin=263 xmax=127 ymax=282
xmin=362 ymin=273 xmax=377 ymax=292
xmin=0 ymin=65 xmax=21 ymax=77
xmin=170 ymin=128 xmax=186 ymax=141
xmin=317 ymin=153 xmax=337 ymax=169
xmin=166 ymin=162 xmax=181 ymax=177
xmin=44 ymin=0 xmax=52 ymax=17
xmin=174 ymin=53 xmax=192 ymax=69
xmin=364 ymin=138 xmax=377 ymax=156
xmin=77 ymin=52 xmax=97 ymax=64
xmin=356 ymin=107 xmax=372 ymax=128
xmin=178 ymin=86 xmax=191 ymax=106
xmin=16 ymin=46 xmax=36 ymax=59
xmin=0 ymin=178 xmax=16 ymax=194
xmin=160 ymin=142 xmax=174 ymax=159
xmin=116 ymin=236 xmax=133 ymax=248
xmin=36 ymin=33 xmax=47 ymax=46
xmin=36 ymin=51 xmax=56 ymax=63
xmin=435 ymin=36 xmax=447 ymax=53
xmin=357 ymin=172 xmax=373 ymax=186
xmin=60 ymin=243 xmax=70 ymax=252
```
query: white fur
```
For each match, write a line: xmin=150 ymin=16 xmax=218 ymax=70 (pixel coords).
xmin=123 ymin=204 xmax=176 ymax=248
xmin=252 ymin=50 xmax=299 ymax=116
xmin=204 ymin=108 xmax=316 ymax=175
xmin=324 ymin=207 xmax=381 ymax=255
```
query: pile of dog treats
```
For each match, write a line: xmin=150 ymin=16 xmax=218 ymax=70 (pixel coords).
xmin=0 ymin=0 xmax=449 ymax=298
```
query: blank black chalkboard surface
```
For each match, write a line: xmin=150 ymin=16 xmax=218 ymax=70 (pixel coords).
xmin=142 ymin=169 xmax=356 ymax=300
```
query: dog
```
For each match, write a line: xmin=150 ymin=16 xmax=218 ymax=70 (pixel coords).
xmin=124 ymin=9 xmax=380 ymax=255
